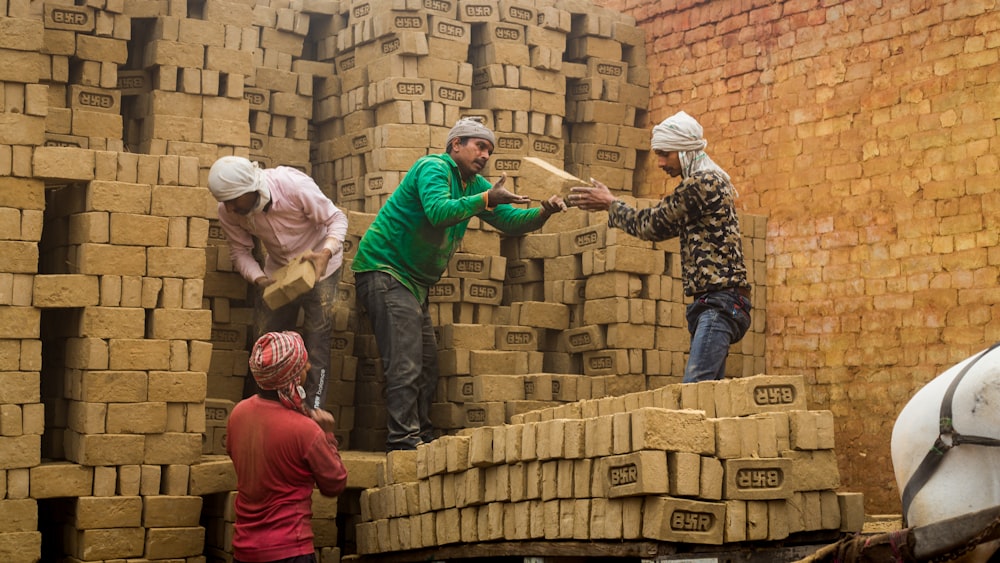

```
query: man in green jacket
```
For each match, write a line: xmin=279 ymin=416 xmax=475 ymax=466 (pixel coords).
xmin=353 ymin=117 xmax=566 ymax=451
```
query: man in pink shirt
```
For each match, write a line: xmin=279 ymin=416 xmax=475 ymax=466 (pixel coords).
xmin=208 ymin=156 xmax=349 ymax=411
xmin=227 ymin=331 xmax=348 ymax=563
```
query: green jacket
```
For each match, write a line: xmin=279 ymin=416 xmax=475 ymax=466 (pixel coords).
xmin=353 ymin=153 xmax=547 ymax=303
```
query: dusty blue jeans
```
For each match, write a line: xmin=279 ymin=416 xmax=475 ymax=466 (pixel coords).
xmin=355 ymin=271 xmax=438 ymax=451
xmin=684 ymin=287 xmax=752 ymax=383
xmin=250 ymin=269 xmax=341 ymax=410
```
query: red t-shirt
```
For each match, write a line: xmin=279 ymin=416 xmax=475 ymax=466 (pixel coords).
xmin=226 ymin=396 xmax=348 ymax=562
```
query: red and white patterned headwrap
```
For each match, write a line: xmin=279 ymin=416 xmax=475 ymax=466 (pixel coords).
xmin=249 ymin=331 xmax=309 ymax=413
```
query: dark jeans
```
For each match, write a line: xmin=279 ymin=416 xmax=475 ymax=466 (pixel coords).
xmin=684 ymin=287 xmax=752 ymax=383
xmin=247 ymin=269 xmax=341 ymax=410
xmin=355 ymin=271 xmax=438 ymax=451
xmin=235 ymin=555 xmax=315 ymax=563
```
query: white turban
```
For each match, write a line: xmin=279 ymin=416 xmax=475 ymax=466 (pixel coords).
xmin=650 ymin=111 xmax=733 ymax=189
xmin=446 ymin=117 xmax=496 ymax=148
xmin=207 ymin=156 xmax=271 ymax=214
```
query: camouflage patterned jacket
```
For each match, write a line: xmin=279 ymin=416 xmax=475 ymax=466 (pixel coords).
xmin=607 ymin=169 xmax=749 ymax=297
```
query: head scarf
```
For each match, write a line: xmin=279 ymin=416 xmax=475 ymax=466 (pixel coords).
xmin=249 ymin=331 xmax=309 ymax=414
xmin=446 ymin=117 xmax=496 ymax=148
xmin=207 ymin=156 xmax=271 ymax=214
xmin=650 ymin=111 xmax=734 ymax=191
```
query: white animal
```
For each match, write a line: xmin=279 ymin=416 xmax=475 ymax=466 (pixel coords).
xmin=891 ymin=343 xmax=1000 ymax=562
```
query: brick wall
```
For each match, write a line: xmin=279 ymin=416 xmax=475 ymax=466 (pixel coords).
xmin=596 ymin=0 xmax=1000 ymax=513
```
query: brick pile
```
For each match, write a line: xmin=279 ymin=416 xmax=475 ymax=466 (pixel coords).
xmin=354 ymin=374 xmax=864 ymax=553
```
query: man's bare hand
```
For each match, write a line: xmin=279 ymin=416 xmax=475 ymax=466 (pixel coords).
xmin=539 ymin=195 xmax=567 ymax=219
xmin=569 ymin=178 xmax=617 ymax=211
xmin=487 ymin=173 xmax=531 ymax=207
xmin=303 ymin=248 xmax=332 ymax=277
xmin=310 ymin=408 xmax=337 ymax=433
xmin=254 ymin=276 xmax=275 ymax=288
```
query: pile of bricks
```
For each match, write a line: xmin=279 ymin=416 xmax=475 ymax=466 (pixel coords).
xmin=354 ymin=374 xmax=864 ymax=553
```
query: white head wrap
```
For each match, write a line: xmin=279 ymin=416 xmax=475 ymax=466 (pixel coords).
xmin=207 ymin=156 xmax=271 ymax=214
xmin=650 ymin=111 xmax=733 ymax=190
xmin=446 ymin=117 xmax=496 ymax=148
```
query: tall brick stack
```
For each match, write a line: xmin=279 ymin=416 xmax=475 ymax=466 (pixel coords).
xmin=354 ymin=375 xmax=864 ymax=554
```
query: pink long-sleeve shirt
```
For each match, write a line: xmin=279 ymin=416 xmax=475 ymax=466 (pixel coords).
xmin=216 ymin=166 xmax=348 ymax=283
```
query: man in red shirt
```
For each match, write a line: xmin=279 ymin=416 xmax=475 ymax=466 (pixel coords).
xmin=227 ymin=331 xmax=349 ymax=563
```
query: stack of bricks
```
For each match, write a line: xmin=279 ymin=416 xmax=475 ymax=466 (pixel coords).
xmin=562 ymin=3 xmax=649 ymax=194
xmin=245 ymin=0 xmax=326 ymax=171
xmin=353 ymin=374 xmax=864 ymax=554
xmin=120 ymin=0 xmax=253 ymax=157
xmin=41 ymin=2 xmax=129 ymax=152
xmin=466 ymin=1 xmax=571 ymax=182
xmin=3 ymin=146 xmax=216 ymax=561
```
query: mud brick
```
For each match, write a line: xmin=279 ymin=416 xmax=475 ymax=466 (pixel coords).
xmin=631 ymin=407 xmax=715 ymax=454
xmin=448 ymin=253 xmax=505 ymax=280
xmin=606 ymin=323 xmax=655 ymax=349
xmin=600 ymin=245 xmax=664 ymax=275
xmin=596 ymin=451 xmax=667 ymax=498
xmin=583 ymin=296 xmax=629 ymax=325
xmin=560 ymin=325 xmax=604 ymax=353
xmin=67 ymin=400 xmax=107 ymax=434
xmin=186 ymin=456 xmax=236 ymax=496
xmin=742 ymin=499 xmax=768 ymax=540
xmin=31 ymin=147 xmax=95 ymax=180
xmin=369 ymin=77 xmax=431 ymax=106
xmin=494 ymin=325 xmax=536 ymax=351
xmin=70 ymin=106 xmax=122 ymax=137
xmin=30 ymin=274 xmax=96 ymax=308
xmin=469 ymin=350 xmax=527 ymax=375
xmin=43 ymin=4 xmax=94 ymax=32
xmin=723 ymin=499 xmax=747 ymax=542
xmin=381 ymin=449 xmax=417 ymax=486
xmin=27 ymin=462 xmax=91 ymax=498
xmin=436 ymin=323 xmax=495 ymax=351
xmin=461 ymin=374 xmax=525 ymax=403
xmin=837 ymin=492 xmax=864 ymax=532
xmin=141 ymin=496 xmax=195 ymax=530
xmin=580 ymin=348 xmax=625 ymax=376
xmin=108 ymin=338 xmax=169 ymax=372
xmin=442 ymin=436 xmax=472 ymax=473
xmin=70 ymin=243 xmax=146 ymax=276
xmin=521 ymin=67 xmax=565 ymax=96
xmin=511 ymin=300 xmax=568 ymax=330
xmin=75 ymin=307 xmax=146 ymax=338
xmin=104 ymin=402 xmax=166 ymax=434
xmin=722 ymin=458 xmax=793 ymax=500
xmin=205 ymin=399 xmax=234 ymax=428
xmin=787 ymin=410 xmax=823 ymax=450
xmin=583 ymin=415 xmax=613 ymax=458
xmin=144 ymin=526 xmax=205 ymax=559
xmin=643 ymin=496 xmax=725 ymax=544
xmin=69 ymin=496 xmax=141 ymax=530
xmin=662 ymin=451 xmax=699 ymax=498
xmin=144 ymin=308 xmax=211 ymax=340
xmin=461 ymin=278 xmax=503 ymax=305
xmin=698 ymin=456 xmax=723 ymax=500
xmin=65 ymin=431 xmax=144 ymax=466
xmin=141 ymin=464 xmax=162 ymax=496
xmin=515 ymin=156 xmax=587 ymax=201
xmin=728 ymin=375 xmax=806 ymax=416
xmin=781 ymin=449 xmax=841 ymax=491
xmin=66 ymin=527 xmax=145 ymax=560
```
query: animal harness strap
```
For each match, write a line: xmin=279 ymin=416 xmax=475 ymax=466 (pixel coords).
xmin=900 ymin=342 xmax=1000 ymax=523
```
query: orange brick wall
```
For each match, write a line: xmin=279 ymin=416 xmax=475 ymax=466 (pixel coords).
xmin=597 ymin=0 xmax=1000 ymax=513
